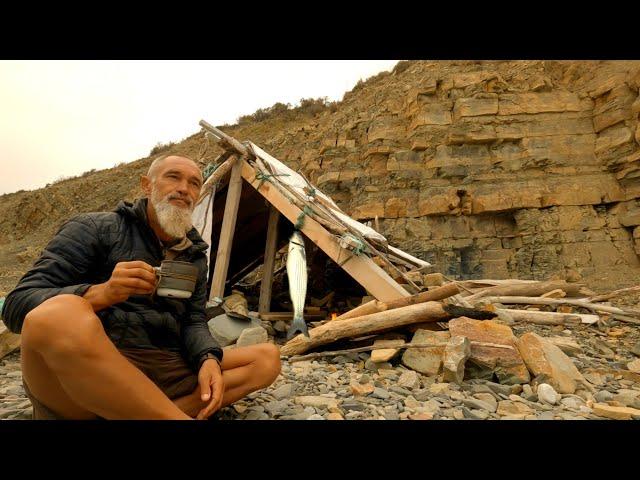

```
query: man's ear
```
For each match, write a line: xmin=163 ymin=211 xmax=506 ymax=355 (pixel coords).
xmin=141 ymin=175 xmax=152 ymax=196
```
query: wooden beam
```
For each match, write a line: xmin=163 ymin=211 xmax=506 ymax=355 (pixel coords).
xmin=259 ymin=205 xmax=280 ymax=314
xmin=333 ymin=282 xmax=460 ymax=322
xmin=209 ymin=158 xmax=244 ymax=300
xmin=241 ymin=160 xmax=409 ymax=302
xmin=199 ymin=120 xmax=250 ymax=157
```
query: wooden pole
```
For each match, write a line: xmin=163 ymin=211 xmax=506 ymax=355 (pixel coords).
xmin=258 ymin=205 xmax=280 ymax=314
xmin=209 ymin=158 xmax=244 ymax=301
xmin=280 ymin=301 xmax=451 ymax=356
xmin=333 ymin=282 xmax=460 ymax=322
xmin=199 ymin=120 xmax=250 ymax=157
xmin=481 ymin=296 xmax=640 ymax=319
xmin=465 ymin=280 xmax=584 ymax=303
xmin=494 ymin=308 xmax=596 ymax=325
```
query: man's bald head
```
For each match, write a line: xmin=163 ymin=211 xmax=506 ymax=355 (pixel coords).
xmin=147 ymin=154 xmax=201 ymax=182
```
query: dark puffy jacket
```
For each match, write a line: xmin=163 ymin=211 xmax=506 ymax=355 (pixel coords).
xmin=1 ymin=198 xmax=222 ymax=369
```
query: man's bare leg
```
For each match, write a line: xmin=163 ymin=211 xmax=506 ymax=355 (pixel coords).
xmin=174 ymin=343 xmax=281 ymax=418
xmin=21 ymin=294 xmax=192 ymax=420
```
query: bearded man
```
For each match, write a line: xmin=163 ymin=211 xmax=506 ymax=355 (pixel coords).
xmin=1 ymin=154 xmax=281 ymax=420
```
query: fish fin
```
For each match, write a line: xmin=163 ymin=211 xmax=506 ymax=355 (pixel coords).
xmin=286 ymin=315 xmax=309 ymax=340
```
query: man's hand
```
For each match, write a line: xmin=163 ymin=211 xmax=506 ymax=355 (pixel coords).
xmin=196 ymin=359 xmax=224 ymax=420
xmin=83 ymin=261 xmax=157 ymax=311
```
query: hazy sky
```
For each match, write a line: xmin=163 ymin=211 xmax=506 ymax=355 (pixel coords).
xmin=0 ymin=60 xmax=399 ymax=195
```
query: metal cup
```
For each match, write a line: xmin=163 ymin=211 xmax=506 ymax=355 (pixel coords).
xmin=154 ymin=260 xmax=199 ymax=299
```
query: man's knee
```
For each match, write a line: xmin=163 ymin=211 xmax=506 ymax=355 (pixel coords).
xmin=253 ymin=343 xmax=281 ymax=387
xmin=23 ymin=294 xmax=103 ymax=354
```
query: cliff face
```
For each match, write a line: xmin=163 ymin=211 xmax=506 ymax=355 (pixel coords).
xmin=1 ymin=61 xmax=639 ymax=294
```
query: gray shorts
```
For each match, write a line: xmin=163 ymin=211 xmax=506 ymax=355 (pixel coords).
xmin=23 ymin=347 xmax=199 ymax=420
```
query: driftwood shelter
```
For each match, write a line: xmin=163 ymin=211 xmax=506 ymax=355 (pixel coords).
xmin=191 ymin=120 xmax=432 ymax=316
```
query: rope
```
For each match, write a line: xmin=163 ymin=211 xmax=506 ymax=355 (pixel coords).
xmin=255 ymin=170 xmax=290 ymax=190
xmin=203 ymin=162 xmax=221 ymax=180
xmin=295 ymin=205 xmax=313 ymax=230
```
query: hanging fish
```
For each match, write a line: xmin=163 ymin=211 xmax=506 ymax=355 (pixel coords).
xmin=286 ymin=230 xmax=309 ymax=339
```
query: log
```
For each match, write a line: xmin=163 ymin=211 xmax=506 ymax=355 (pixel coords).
xmin=588 ymin=285 xmax=640 ymax=303
xmin=466 ymin=280 xmax=584 ymax=303
xmin=332 ymin=283 xmax=461 ymax=322
xmin=494 ymin=308 xmax=598 ymax=325
xmin=203 ymin=154 xmax=239 ymax=189
xmin=280 ymin=301 xmax=451 ymax=356
xmin=480 ymin=296 xmax=640 ymax=320
xmin=199 ymin=120 xmax=250 ymax=157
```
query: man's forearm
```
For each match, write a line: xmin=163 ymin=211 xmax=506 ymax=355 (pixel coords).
xmin=82 ymin=284 xmax=115 ymax=312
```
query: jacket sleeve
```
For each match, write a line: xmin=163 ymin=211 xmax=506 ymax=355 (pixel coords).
xmin=1 ymin=215 xmax=102 ymax=333
xmin=180 ymin=258 xmax=223 ymax=370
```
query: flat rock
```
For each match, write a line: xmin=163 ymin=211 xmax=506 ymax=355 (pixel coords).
xmin=536 ymin=411 xmax=555 ymax=420
xmin=472 ymin=393 xmax=498 ymax=412
xmin=372 ymin=387 xmax=391 ymax=400
xmin=370 ymin=339 xmax=404 ymax=362
xmin=294 ymin=396 xmax=338 ymax=409
xmin=517 ymin=332 xmax=586 ymax=394
xmin=631 ymin=342 xmax=640 ymax=357
xmin=613 ymin=389 xmax=640 ymax=408
xmin=594 ymin=391 xmax=615 ymax=403
xmin=429 ymin=383 xmax=451 ymax=395
xmin=326 ymin=412 xmax=344 ymax=420
xmin=273 ymin=320 xmax=288 ymax=333
xmin=264 ymin=400 xmax=290 ymax=416
xmin=449 ymin=317 xmax=530 ymax=385
xmin=408 ymin=413 xmax=433 ymax=420
xmin=546 ymin=336 xmax=583 ymax=356
xmin=462 ymin=398 xmax=496 ymax=412
xmin=627 ymin=359 xmax=640 ymax=374
xmin=271 ymin=383 xmax=294 ymax=400
xmin=236 ymin=326 xmax=268 ymax=347
xmin=592 ymin=403 xmax=640 ymax=420
xmin=497 ymin=400 xmax=534 ymax=416
xmin=401 ymin=330 xmax=450 ymax=376
xmin=442 ymin=335 xmax=471 ymax=384
xmin=350 ymin=381 xmax=374 ymax=396
xmin=397 ymin=370 xmax=421 ymax=390
xmin=208 ymin=314 xmax=262 ymax=347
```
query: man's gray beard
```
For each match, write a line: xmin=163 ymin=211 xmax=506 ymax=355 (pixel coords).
xmin=150 ymin=188 xmax=194 ymax=240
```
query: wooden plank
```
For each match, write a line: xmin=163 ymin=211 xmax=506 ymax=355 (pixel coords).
xmin=259 ymin=205 xmax=280 ymax=314
xmin=241 ymin=160 xmax=409 ymax=302
xmin=209 ymin=158 xmax=244 ymax=300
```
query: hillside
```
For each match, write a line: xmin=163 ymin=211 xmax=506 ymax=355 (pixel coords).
xmin=1 ymin=60 xmax=639 ymax=295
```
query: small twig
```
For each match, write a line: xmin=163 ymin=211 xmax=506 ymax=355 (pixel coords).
xmin=283 ymin=340 xmax=514 ymax=363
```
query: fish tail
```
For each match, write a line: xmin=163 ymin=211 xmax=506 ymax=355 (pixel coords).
xmin=286 ymin=315 xmax=309 ymax=340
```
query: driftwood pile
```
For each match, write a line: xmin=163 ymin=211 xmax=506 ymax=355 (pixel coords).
xmin=279 ymin=275 xmax=640 ymax=366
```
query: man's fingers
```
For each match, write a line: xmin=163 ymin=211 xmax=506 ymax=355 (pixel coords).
xmin=115 ymin=267 xmax=157 ymax=284
xmin=199 ymin=375 xmax=212 ymax=403
xmin=117 ymin=261 xmax=156 ymax=274
xmin=118 ymin=278 xmax=157 ymax=292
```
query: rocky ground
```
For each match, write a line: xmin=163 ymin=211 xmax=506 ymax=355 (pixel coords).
xmin=2 ymin=320 xmax=639 ymax=421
